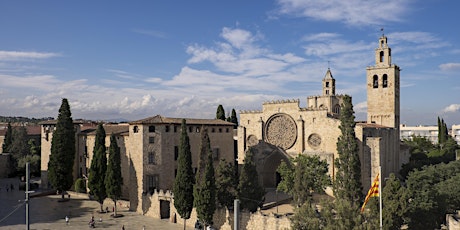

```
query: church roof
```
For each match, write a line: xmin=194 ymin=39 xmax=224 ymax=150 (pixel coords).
xmin=323 ymin=68 xmax=334 ymax=80
xmin=130 ymin=115 xmax=235 ymax=126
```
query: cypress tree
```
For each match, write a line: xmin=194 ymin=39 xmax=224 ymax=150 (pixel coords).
xmin=88 ymin=123 xmax=108 ymax=212
xmin=216 ymin=158 xmax=237 ymax=208
xmin=229 ymin=108 xmax=238 ymax=127
xmin=173 ymin=119 xmax=195 ymax=230
xmin=216 ymin=105 xmax=226 ymax=120
xmin=105 ymin=133 xmax=123 ymax=217
xmin=2 ymin=122 xmax=12 ymax=153
xmin=237 ymin=147 xmax=265 ymax=212
xmin=194 ymin=128 xmax=216 ymax=227
xmin=48 ymin=98 xmax=75 ymax=200
xmin=10 ymin=126 xmax=29 ymax=160
xmin=334 ymin=95 xmax=362 ymax=206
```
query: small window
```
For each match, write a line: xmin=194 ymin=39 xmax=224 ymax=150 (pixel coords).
xmin=149 ymin=136 xmax=154 ymax=144
xmin=148 ymin=152 xmax=156 ymax=164
xmin=165 ymin=125 xmax=170 ymax=132
xmin=373 ymin=75 xmax=379 ymax=88
xmin=379 ymin=51 xmax=384 ymax=62
xmin=189 ymin=126 xmax=193 ymax=132
xmin=383 ymin=74 xmax=388 ymax=88
xmin=149 ymin=126 xmax=155 ymax=132
xmin=226 ymin=128 xmax=229 ymax=133
xmin=196 ymin=127 xmax=200 ymax=133
xmin=211 ymin=128 xmax=215 ymax=133
xmin=218 ymin=128 xmax=222 ymax=133
xmin=147 ymin=175 xmax=159 ymax=194
xmin=133 ymin=126 xmax=139 ymax=133
xmin=174 ymin=146 xmax=179 ymax=161
xmin=326 ymin=82 xmax=329 ymax=87
xmin=326 ymin=90 xmax=329 ymax=95
xmin=174 ymin=125 xmax=177 ymax=133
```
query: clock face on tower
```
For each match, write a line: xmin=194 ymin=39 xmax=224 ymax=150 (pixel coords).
xmin=264 ymin=113 xmax=297 ymax=149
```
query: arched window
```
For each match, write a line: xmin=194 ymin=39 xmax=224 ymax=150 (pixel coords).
xmin=383 ymin=74 xmax=388 ymax=88
xmin=333 ymin=104 xmax=341 ymax=114
xmin=133 ymin=126 xmax=139 ymax=133
xmin=379 ymin=51 xmax=384 ymax=62
xmin=373 ymin=75 xmax=379 ymax=88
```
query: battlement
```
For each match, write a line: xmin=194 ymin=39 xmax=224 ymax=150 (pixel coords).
xmin=263 ymin=99 xmax=299 ymax=105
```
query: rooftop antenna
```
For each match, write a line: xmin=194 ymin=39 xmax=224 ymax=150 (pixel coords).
xmin=381 ymin=27 xmax=384 ymax=36
xmin=327 ymin=60 xmax=330 ymax=70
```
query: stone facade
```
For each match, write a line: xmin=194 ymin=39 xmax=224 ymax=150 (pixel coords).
xmin=238 ymin=35 xmax=409 ymax=191
xmin=40 ymin=115 xmax=236 ymax=216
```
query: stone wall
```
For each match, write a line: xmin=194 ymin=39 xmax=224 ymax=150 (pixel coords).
xmin=140 ymin=189 xmax=292 ymax=230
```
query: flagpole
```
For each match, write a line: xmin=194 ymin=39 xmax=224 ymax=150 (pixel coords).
xmin=379 ymin=165 xmax=382 ymax=229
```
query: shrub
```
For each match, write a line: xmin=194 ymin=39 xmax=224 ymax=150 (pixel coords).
xmin=75 ymin=178 xmax=86 ymax=193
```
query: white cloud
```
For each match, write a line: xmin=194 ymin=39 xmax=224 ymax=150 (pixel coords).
xmin=443 ymin=104 xmax=460 ymax=113
xmin=275 ymin=0 xmax=410 ymax=26
xmin=439 ymin=63 xmax=460 ymax=72
xmin=0 ymin=51 xmax=60 ymax=61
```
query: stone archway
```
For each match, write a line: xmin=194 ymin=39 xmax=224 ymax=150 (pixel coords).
xmin=249 ymin=141 xmax=292 ymax=189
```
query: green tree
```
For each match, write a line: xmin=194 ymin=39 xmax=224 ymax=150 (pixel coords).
xmin=405 ymin=167 xmax=443 ymax=230
xmin=277 ymin=155 xmax=330 ymax=207
xmin=194 ymin=128 xmax=216 ymax=227
xmin=437 ymin=117 xmax=449 ymax=146
xmin=228 ymin=108 xmax=238 ymax=127
xmin=382 ymin=173 xmax=407 ymax=230
xmin=2 ymin=122 xmax=12 ymax=153
xmin=334 ymin=95 xmax=362 ymax=206
xmin=74 ymin=178 xmax=86 ymax=193
xmin=10 ymin=126 xmax=30 ymax=160
xmin=88 ymin=123 xmax=108 ymax=212
xmin=237 ymin=147 xmax=265 ymax=212
xmin=28 ymin=139 xmax=40 ymax=156
xmin=17 ymin=154 xmax=40 ymax=176
xmin=48 ymin=98 xmax=76 ymax=199
xmin=173 ymin=119 xmax=195 ymax=230
xmin=290 ymin=202 xmax=322 ymax=230
xmin=216 ymin=105 xmax=226 ymax=120
xmin=216 ymin=158 xmax=237 ymax=208
xmin=321 ymin=198 xmax=368 ymax=230
xmin=105 ymin=134 xmax=123 ymax=216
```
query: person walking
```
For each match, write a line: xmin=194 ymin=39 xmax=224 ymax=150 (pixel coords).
xmin=65 ymin=215 xmax=69 ymax=225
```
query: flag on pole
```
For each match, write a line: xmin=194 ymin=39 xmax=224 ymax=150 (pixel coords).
xmin=361 ymin=173 xmax=379 ymax=212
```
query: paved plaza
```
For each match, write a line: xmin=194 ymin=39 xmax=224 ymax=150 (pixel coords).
xmin=0 ymin=178 xmax=193 ymax=230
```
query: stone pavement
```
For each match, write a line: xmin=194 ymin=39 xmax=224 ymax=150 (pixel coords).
xmin=0 ymin=177 xmax=193 ymax=230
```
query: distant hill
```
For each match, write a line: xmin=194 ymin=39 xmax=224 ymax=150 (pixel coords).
xmin=0 ymin=116 xmax=54 ymax=124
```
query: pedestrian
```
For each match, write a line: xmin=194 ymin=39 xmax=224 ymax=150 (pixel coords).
xmin=121 ymin=225 xmax=125 ymax=230
xmin=65 ymin=215 xmax=69 ymax=225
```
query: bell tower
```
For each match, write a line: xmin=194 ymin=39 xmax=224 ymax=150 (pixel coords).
xmin=366 ymin=34 xmax=400 ymax=129
xmin=322 ymin=68 xmax=335 ymax=96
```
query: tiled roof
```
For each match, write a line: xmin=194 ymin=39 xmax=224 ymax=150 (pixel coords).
xmin=130 ymin=115 xmax=235 ymax=126
xmin=84 ymin=124 xmax=129 ymax=136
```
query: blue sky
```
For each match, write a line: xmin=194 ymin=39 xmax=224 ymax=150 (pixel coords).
xmin=0 ymin=0 xmax=459 ymax=126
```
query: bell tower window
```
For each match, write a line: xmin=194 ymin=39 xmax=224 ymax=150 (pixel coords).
xmin=373 ymin=75 xmax=379 ymax=88
xmin=383 ymin=74 xmax=388 ymax=88
xmin=379 ymin=51 xmax=384 ymax=62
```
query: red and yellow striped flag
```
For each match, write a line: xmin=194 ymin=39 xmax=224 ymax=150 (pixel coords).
xmin=361 ymin=173 xmax=379 ymax=212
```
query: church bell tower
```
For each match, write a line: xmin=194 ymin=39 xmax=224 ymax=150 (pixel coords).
xmin=366 ymin=35 xmax=400 ymax=129
xmin=322 ymin=68 xmax=335 ymax=96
